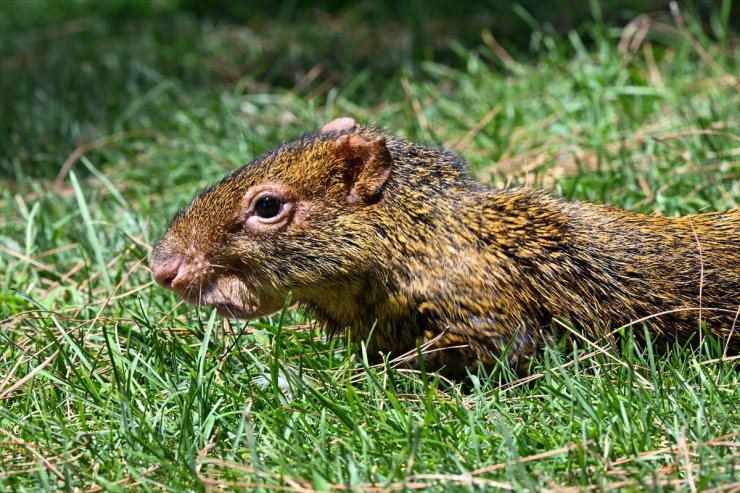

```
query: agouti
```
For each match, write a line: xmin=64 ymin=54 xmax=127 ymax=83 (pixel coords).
xmin=151 ymin=117 xmax=740 ymax=377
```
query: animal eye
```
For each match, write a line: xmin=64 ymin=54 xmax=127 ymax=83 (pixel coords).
xmin=254 ymin=196 xmax=283 ymax=218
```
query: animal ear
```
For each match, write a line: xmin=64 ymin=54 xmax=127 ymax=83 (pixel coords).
xmin=332 ymin=134 xmax=392 ymax=204
xmin=321 ymin=117 xmax=357 ymax=133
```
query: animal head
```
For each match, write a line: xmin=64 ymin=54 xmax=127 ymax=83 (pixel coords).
xmin=150 ymin=117 xmax=393 ymax=319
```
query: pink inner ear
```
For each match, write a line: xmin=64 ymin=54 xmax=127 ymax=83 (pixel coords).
xmin=332 ymin=134 xmax=392 ymax=204
xmin=321 ymin=117 xmax=357 ymax=133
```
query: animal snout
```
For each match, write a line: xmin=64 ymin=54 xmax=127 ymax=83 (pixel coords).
xmin=151 ymin=254 xmax=184 ymax=291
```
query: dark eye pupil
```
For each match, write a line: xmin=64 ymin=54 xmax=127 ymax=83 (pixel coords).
xmin=254 ymin=196 xmax=282 ymax=218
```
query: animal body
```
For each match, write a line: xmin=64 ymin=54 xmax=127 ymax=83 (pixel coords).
xmin=151 ymin=117 xmax=740 ymax=376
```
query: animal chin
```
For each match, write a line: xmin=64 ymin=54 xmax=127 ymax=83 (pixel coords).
xmin=211 ymin=301 xmax=282 ymax=319
xmin=186 ymin=280 xmax=285 ymax=320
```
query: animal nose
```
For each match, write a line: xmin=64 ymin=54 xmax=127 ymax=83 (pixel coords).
xmin=151 ymin=255 xmax=183 ymax=291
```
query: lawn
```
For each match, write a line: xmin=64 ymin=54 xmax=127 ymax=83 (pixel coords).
xmin=1 ymin=1 xmax=738 ymax=491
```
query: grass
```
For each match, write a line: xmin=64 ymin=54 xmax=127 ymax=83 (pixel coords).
xmin=1 ymin=0 xmax=739 ymax=491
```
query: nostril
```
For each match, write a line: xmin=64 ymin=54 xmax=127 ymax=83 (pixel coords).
xmin=152 ymin=255 xmax=183 ymax=290
xmin=160 ymin=273 xmax=176 ymax=289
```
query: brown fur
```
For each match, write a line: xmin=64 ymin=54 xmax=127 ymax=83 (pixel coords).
xmin=151 ymin=120 xmax=740 ymax=377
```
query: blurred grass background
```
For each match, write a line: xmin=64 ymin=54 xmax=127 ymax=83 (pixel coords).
xmin=2 ymin=0 xmax=734 ymax=179
xmin=1 ymin=0 xmax=739 ymax=491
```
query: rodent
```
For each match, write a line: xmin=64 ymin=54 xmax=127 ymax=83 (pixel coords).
xmin=151 ymin=117 xmax=740 ymax=377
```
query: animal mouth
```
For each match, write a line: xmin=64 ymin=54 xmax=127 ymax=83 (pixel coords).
xmin=210 ymin=301 xmax=283 ymax=319
xmin=172 ymin=273 xmax=287 ymax=320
